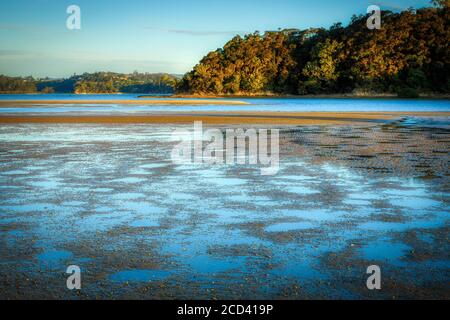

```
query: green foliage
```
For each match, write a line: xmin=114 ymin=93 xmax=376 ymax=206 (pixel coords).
xmin=302 ymin=39 xmax=343 ymax=93
xmin=1 ymin=72 xmax=179 ymax=94
xmin=0 ymin=75 xmax=36 ymax=93
xmin=178 ymin=31 xmax=297 ymax=95
xmin=397 ymin=87 xmax=420 ymax=98
xmin=41 ymin=87 xmax=55 ymax=93
xmin=406 ymin=68 xmax=428 ymax=90
xmin=73 ymin=72 xmax=178 ymax=94
xmin=431 ymin=0 xmax=449 ymax=8
xmin=178 ymin=7 xmax=450 ymax=96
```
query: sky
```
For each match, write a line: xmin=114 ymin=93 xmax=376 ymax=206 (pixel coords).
xmin=0 ymin=0 xmax=434 ymax=78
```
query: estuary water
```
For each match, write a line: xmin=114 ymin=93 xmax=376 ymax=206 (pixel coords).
xmin=0 ymin=94 xmax=449 ymax=113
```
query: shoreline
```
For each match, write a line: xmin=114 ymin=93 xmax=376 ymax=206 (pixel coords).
xmin=0 ymin=111 xmax=448 ymax=125
xmin=0 ymin=99 xmax=249 ymax=106
xmin=172 ymin=93 xmax=450 ymax=100
xmin=1 ymin=93 xmax=449 ymax=100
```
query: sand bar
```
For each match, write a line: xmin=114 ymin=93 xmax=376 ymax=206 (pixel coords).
xmin=0 ymin=112 xmax=448 ymax=125
xmin=0 ymin=99 xmax=249 ymax=106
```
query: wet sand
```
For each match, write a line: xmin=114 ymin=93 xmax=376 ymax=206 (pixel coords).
xmin=0 ymin=122 xmax=449 ymax=299
xmin=0 ymin=111 xmax=449 ymax=125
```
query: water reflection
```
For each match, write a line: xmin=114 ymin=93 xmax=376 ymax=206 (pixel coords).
xmin=0 ymin=123 xmax=448 ymax=299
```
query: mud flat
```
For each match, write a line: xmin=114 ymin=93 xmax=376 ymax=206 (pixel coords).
xmin=0 ymin=121 xmax=448 ymax=299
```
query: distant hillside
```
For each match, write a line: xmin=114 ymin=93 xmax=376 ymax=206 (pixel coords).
xmin=0 ymin=75 xmax=37 ymax=94
xmin=177 ymin=6 xmax=449 ymax=97
xmin=0 ymin=72 xmax=180 ymax=94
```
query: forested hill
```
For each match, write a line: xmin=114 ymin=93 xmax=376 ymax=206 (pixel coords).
xmin=0 ymin=72 xmax=179 ymax=94
xmin=177 ymin=6 xmax=449 ymax=97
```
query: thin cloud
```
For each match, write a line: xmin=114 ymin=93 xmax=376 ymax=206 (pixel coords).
xmin=0 ymin=23 xmax=28 ymax=31
xmin=0 ymin=23 xmax=52 ymax=31
xmin=0 ymin=50 xmax=29 ymax=55
xmin=0 ymin=50 xmax=173 ymax=64
xmin=0 ymin=50 xmax=47 ymax=58
xmin=145 ymin=27 xmax=248 ymax=36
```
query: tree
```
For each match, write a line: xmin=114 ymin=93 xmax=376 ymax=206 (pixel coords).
xmin=302 ymin=39 xmax=343 ymax=92
xmin=41 ymin=87 xmax=55 ymax=93
xmin=177 ymin=6 xmax=449 ymax=96
xmin=431 ymin=0 xmax=449 ymax=8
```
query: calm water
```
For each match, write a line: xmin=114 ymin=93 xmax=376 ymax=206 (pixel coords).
xmin=0 ymin=94 xmax=449 ymax=113
xmin=0 ymin=93 xmax=165 ymax=100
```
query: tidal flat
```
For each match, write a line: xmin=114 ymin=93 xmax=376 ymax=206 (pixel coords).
xmin=0 ymin=120 xmax=448 ymax=299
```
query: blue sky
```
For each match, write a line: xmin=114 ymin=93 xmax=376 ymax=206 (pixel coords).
xmin=0 ymin=0 xmax=433 ymax=78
